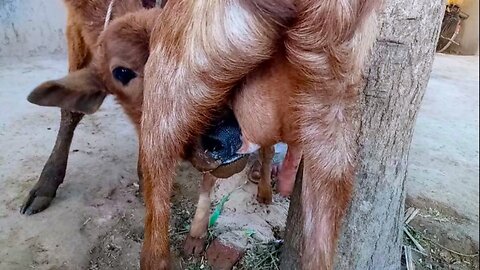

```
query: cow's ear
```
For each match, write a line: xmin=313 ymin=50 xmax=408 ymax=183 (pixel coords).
xmin=27 ymin=68 xmax=107 ymax=114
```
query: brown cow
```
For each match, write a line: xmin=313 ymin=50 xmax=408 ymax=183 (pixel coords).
xmin=139 ymin=0 xmax=381 ymax=269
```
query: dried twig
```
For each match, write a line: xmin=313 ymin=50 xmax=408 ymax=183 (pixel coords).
xmin=80 ymin=217 xmax=92 ymax=230
xmin=269 ymin=250 xmax=279 ymax=270
xmin=411 ymin=247 xmax=428 ymax=256
xmin=404 ymin=207 xmax=415 ymax=222
xmin=403 ymin=207 xmax=426 ymax=254
xmin=403 ymin=245 xmax=415 ymax=270
xmin=404 ymin=208 xmax=420 ymax=225
xmin=403 ymin=227 xmax=427 ymax=254
xmin=422 ymin=235 xmax=479 ymax=258
xmin=406 ymin=225 xmax=479 ymax=258
xmin=253 ymin=255 xmax=271 ymax=269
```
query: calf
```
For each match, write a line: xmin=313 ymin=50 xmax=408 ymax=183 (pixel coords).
xmin=20 ymin=0 xmax=157 ymax=215
xmin=140 ymin=0 xmax=380 ymax=269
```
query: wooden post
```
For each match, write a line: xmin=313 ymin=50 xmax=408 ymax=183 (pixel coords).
xmin=279 ymin=159 xmax=304 ymax=270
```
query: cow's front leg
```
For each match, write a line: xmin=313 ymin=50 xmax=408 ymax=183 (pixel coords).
xmin=184 ymin=173 xmax=217 ymax=256
xmin=21 ymin=109 xmax=83 ymax=215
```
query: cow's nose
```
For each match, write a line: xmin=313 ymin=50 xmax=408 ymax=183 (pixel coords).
xmin=187 ymin=108 xmax=249 ymax=178
xmin=200 ymin=109 xmax=243 ymax=164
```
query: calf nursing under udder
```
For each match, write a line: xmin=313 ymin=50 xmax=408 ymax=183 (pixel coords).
xmin=24 ymin=0 xmax=381 ymax=268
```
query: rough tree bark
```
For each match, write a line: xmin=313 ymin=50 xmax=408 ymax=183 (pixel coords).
xmin=280 ymin=0 xmax=444 ymax=269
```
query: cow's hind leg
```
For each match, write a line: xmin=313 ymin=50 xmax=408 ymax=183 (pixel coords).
xmin=257 ymin=146 xmax=274 ymax=204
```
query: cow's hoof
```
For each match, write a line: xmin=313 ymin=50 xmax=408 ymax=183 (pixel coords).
xmin=184 ymin=235 xmax=206 ymax=256
xmin=20 ymin=192 xmax=54 ymax=215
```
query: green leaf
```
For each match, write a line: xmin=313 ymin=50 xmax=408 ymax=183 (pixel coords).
xmin=208 ymin=194 xmax=230 ymax=228
xmin=244 ymin=228 xmax=256 ymax=238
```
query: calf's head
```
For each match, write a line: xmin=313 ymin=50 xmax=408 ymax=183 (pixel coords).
xmin=28 ymin=8 xmax=247 ymax=177
xmin=28 ymin=8 xmax=157 ymax=126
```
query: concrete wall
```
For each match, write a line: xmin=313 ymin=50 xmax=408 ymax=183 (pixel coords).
xmin=1 ymin=0 xmax=477 ymax=56
xmin=458 ymin=0 xmax=479 ymax=55
xmin=0 ymin=0 xmax=67 ymax=58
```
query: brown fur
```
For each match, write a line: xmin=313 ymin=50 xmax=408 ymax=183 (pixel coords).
xmin=183 ymin=173 xmax=217 ymax=255
xmin=139 ymin=0 xmax=381 ymax=269
xmin=63 ymin=0 xmax=144 ymax=46
xmin=61 ymin=0 xmax=158 ymax=126
xmin=140 ymin=1 xmax=296 ymax=268
xmin=232 ymin=1 xmax=382 ymax=267
xmin=95 ymin=8 xmax=159 ymax=131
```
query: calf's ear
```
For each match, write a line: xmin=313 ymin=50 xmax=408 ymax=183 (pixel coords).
xmin=27 ymin=68 xmax=107 ymax=114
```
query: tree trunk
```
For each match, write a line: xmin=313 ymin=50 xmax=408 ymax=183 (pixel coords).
xmin=281 ymin=0 xmax=444 ymax=269
xmin=280 ymin=159 xmax=304 ymax=269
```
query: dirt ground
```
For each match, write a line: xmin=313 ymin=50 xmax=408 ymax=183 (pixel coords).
xmin=405 ymin=54 xmax=479 ymax=269
xmin=0 ymin=53 xmax=478 ymax=270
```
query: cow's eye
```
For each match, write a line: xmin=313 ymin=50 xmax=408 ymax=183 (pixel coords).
xmin=112 ymin=67 xmax=136 ymax=85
